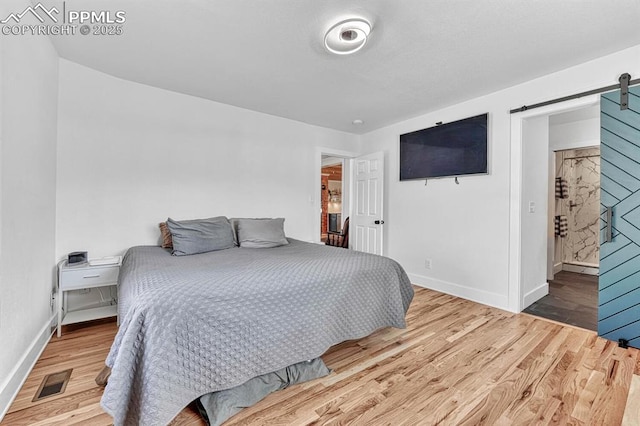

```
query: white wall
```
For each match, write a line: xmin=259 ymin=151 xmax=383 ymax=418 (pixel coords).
xmin=56 ymin=60 xmax=359 ymax=260
xmin=549 ymin=117 xmax=600 ymax=151
xmin=359 ymin=44 xmax=640 ymax=311
xmin=358 ymin=104 xmax=511 ymax=308
xmin=0 ymin=1 xmax=59 ymax=415
xmin=521 ymin=116 xmax=550 ymax=307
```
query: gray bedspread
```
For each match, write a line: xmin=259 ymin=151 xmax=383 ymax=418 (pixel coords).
xmin=101 ymin=239 xmax=413 ymax=425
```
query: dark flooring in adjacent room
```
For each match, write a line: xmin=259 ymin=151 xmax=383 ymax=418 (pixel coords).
xmin=523 ymin=270 xmax=598 ymax=331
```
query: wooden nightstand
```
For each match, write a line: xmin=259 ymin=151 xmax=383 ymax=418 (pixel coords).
xmin=57 ymin=259 xmax=121 ymax=337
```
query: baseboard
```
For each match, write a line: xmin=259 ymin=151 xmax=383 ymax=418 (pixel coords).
xmin=523 ymin=282 xmax=549 ymax=309
xmin=553 ymin=262 xmax=563 ymax=275
xmin=562 ymin=263 xmax=599 ymax=276
xmin=408 ymin=273 xmax=509 ymax=311
xmin=0 ymin=314 xmax=55 ymax=421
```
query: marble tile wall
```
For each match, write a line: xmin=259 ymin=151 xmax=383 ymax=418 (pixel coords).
xmin=557 ymin=147 xmax=601 ymax=267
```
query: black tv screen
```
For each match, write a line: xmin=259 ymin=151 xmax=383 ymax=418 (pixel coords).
xmin=399 ymin=113 xmax=488 ymax=180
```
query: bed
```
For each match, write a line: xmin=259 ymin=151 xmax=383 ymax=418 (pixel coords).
xmin=100 ymin=238 xmax=413 ymax=425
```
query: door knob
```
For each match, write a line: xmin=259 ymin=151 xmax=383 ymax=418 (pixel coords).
xmin=374 ymin=220 xmax=385 ymax=225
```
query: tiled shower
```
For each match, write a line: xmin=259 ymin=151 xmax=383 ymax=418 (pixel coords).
xmin=553 ymin=147 xmax=601 ymax=274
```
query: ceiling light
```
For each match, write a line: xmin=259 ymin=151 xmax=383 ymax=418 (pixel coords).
xmin=352 ymin=119 xmax=364 ymax=125
xmin=324 ymin=18 xmax=371 ymax=55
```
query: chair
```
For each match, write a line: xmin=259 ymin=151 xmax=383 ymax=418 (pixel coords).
xmin=326 ymin=217 xmax=349 ymax=248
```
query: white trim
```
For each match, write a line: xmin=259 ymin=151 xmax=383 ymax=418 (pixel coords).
xmin=553 ymin=262 xmax=563 ymax=275
xmin=508 ymin=95 xmax=599 ymax=313
xmin=314 ymin=147 xmax=359 ymax=244
xmin=0 ymin=314 xmax=55 ymax=421
xmin=321 ymin=156 xmax=343 ymax=167
xmin=508 ymin=114 xmax=524 ymax=312
xmin=551 ymin=138 xmax=601 ymax=152
xmin=523 ymin=282 xmax=549 ymax=309
xmin=409 ymin=273 xmax=509 ymax=311
xmin=562 ymin=263 xmax=599 ymax=276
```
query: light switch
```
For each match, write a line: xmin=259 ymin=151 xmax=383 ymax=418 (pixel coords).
xmin=529 ymin=201 xmax=536 ymax=213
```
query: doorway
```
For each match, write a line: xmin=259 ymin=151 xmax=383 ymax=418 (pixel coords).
xmin=321 ymin=156 xmax=345 ymax=243
xmin=315 ymin=148 xmax=385 ymax=254
xmin=520 ymin=104 xmax=601 ymax=330
xmin=513 ymin=87 xmax=640 ymax=347
xmin=315 ymin=147 xmax=358 ymax=246
xmin=512 ymin=103 xmax=600 ymax=330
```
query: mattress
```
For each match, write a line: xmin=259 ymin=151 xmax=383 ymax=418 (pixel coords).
xmin=101 ymin=239 xmax=413 ymax=425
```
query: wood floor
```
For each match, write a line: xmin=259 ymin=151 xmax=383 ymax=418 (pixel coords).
xmin=4 ymin=286 xmax=640 ymax=425
xmin=523 ymin=271 xmax=598 ymax=331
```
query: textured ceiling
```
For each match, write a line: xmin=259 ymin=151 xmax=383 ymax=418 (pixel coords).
xmin=41 ymin=0 xmax=640 ymax=133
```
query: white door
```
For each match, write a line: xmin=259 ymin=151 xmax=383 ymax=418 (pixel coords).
xmin=352 ymin=151 xmax=384 ymax=254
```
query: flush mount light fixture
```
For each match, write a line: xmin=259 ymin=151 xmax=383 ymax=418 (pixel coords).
xmin=324 ymin=18 xmax=372 ymax=55
xmin=352 ymin=119 xmax=364 ymax=125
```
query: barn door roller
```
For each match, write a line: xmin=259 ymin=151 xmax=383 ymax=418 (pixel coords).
xmin=619 ymin=73 xmax=631 ymax=110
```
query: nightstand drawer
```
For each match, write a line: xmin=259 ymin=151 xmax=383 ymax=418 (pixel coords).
xmin=60 ymin=265 xmax=119 ymax=290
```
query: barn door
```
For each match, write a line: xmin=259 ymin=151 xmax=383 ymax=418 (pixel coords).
xmin=599 ymin=85 xmax=640 ymax=349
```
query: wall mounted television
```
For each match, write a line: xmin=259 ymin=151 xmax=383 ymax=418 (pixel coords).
xmin=399 ymin=113 xmax=488 ymax=181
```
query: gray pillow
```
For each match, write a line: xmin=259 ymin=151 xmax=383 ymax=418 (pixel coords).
xmin=236 ymin=218 xmax=288 ymax=248
xmin=229 ymin=218 xmax=240 ymax=246
xmin=166 ymin=216 xmax=235 ymax=256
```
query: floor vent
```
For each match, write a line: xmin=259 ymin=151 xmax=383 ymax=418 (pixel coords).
xmin=33 ymin=369 xmax=72 ymax=402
